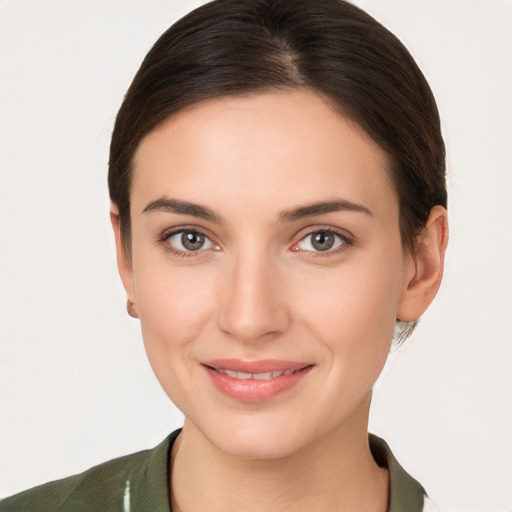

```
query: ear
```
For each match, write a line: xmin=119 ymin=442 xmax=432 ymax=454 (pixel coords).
xmin=110 ymin=203 xmax=137 ymax=317
xmin=397 ymin=205 xmax=449 ymax=322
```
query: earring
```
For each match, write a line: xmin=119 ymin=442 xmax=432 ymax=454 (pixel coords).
xmin=126 ymin=299 xmax=138 ymax=318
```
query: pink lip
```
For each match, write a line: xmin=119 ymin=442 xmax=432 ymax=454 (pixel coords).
xmin=202 ymin=359 xmax=314 ymax=403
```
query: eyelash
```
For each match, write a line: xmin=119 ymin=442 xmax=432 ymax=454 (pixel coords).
xmin=158 ymin=227 xmax=353 ymax=258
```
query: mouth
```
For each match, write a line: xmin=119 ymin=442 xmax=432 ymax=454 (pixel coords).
xmin=210 ymin=367 xmax=299 ymax=380
xmin=201 ymin=359 xmax=314 ymax=403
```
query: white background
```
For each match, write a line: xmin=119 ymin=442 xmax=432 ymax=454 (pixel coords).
xmin=0 ymin=1 xmax=511 ymax=510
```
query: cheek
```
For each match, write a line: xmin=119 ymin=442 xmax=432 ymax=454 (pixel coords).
xmin=288 ymin=263 xmax=400 ymax=418
xmin=132 ymin=261 xmax=217 ymax=382
xmin=290 ymin=254 xmax=403 ymax=363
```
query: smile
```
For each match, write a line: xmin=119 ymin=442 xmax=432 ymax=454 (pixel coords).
xmin=202 ymin=359 xmax=314 ymax=403
xmin=212 ymin=368 xmax=297 ymax=380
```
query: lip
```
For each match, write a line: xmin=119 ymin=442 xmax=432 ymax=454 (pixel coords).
xmin=202 ymin=359 xmax=314 ymax=403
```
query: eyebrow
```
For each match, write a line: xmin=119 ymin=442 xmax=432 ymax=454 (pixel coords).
xmin=278 ymin=199 xmax=372 ymax=222
xmin=141 ymin=197 xmax=372 ymax=224
xmin=142 ymin=197 xmax=223 ymax=223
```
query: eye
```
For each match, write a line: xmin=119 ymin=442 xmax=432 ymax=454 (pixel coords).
xmin=165 ymin=229 xmax=216 ymax=253
xmin=296 ymin=230 xmax=346 ymax=252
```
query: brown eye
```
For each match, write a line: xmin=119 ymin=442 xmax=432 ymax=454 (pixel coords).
xmin=181 ymin=231 xmax=205 ymax=251
xmin=297 ymin=230 xmax=345 ymax=252
xmin=311 ymin=232 xmax=335 ymax=251
xmin=166 ymin=230 xmax=215 ymax=253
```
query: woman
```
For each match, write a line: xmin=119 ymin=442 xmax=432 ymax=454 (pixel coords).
xmin=0 ymin=0 xmax=448 ymax=510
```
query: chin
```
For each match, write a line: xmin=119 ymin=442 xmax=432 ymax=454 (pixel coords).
xmin=190 ymin=412 xmax=321 ymax=460
xmin=213 ymin=430 xmax=304 ymax=460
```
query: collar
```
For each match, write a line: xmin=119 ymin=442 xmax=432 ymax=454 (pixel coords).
xmin=370 ymin=433 xmax=427 ymax=512
xmin=128 ymin=430 xmax=426 ymax=512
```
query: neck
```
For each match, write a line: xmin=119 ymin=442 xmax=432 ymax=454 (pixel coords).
xmin=170 ymin=394 xmax=388 ymax=512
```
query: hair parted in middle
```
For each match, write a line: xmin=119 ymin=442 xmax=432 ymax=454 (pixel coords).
xmin=109 ymin=0 xmax=446 ymax=259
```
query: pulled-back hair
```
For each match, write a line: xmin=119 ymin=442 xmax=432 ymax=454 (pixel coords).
xmin=109 ymin=0 xmax=446 ymax=256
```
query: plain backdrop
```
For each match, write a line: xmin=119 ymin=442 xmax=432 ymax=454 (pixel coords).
xmin=0 ymin=1 xmax=511 ymax=511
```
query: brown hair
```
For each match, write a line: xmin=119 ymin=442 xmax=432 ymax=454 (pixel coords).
xmin=109 ymin=0 xmax=446 ymax=256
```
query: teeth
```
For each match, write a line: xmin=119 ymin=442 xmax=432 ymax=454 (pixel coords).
xmin=223 ymin=369 xmax=252 ymax=379
xmin=215 ymin=368 xmax=298 ymax=380
xmin=253 ymin=371 xmax=273 ymax=380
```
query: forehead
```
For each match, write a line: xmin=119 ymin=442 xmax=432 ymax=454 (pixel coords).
xmin=131 ymin=90 xmax=397 ymax=220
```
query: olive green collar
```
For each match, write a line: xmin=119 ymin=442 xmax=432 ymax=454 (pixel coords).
xmin=370 ymin=433 xmax=426 ymax=511
xmin=139 ymin=430 xmax=426 ymax=512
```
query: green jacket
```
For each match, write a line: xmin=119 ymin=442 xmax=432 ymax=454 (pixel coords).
xmin=0 ymin=430 xmax=430 ymax=511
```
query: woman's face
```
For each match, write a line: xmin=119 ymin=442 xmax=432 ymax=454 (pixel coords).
xmin=120 ymin=90 xmax=416 ymax=458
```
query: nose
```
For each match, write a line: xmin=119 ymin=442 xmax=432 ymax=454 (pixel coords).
xmin=217 ymin=250 xmax=290 ymax=343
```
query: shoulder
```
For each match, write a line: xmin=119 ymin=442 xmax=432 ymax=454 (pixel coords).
xmin=0 ymin=431 xmax=179 ymax=512
xmin=0 ymin=450 xmax=149 ymax=512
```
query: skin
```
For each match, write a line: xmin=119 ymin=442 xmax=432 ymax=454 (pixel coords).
xmin=111 ymin=89 xmax=448 ymax=512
